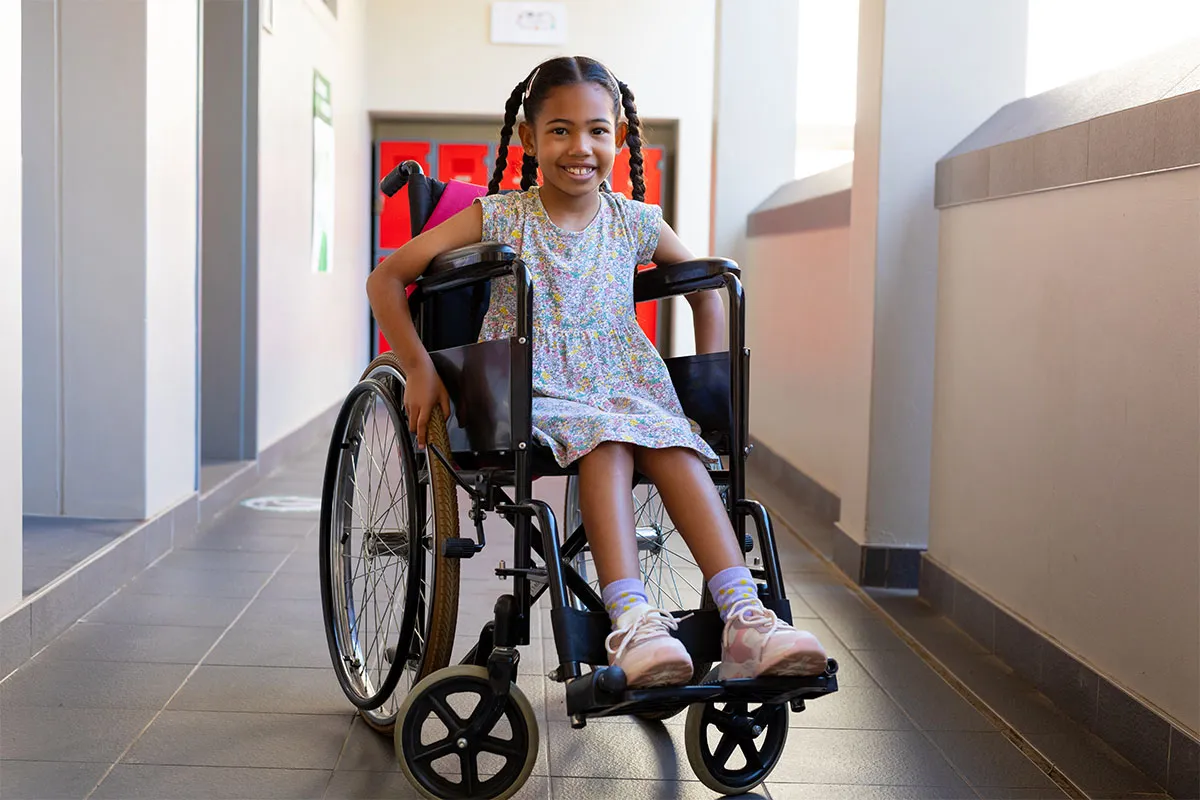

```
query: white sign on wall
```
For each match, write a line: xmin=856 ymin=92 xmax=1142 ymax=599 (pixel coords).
xmin=491 ymin=2 xmax=568 ymax=45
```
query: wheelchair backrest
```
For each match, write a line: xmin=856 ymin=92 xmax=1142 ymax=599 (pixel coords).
xmin=385 ymin=161 xmax=492 ymax=351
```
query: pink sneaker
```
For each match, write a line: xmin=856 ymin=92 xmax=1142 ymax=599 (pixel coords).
xmin=719 ymin=598 xmax=828 ymax=680
xmin=605 ymin=606 xmax=694 ymax=688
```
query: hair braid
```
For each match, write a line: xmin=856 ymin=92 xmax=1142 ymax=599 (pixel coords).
xmin=617 ymin=81 xmax=645 ymax=202
xmin=488 ymin=79 xmax=528 ymax=195
xmin=520 ymin=153 xmax=539 ymax=191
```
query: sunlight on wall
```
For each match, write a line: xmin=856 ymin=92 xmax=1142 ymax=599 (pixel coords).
xmin=1027 ymin=0 xmax=1200 ymax=95
xmin=795 ymin=0 xmax=858 ymax=178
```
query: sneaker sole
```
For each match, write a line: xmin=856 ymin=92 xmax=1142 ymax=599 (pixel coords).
xmin=626 ymin=658 xmax=695 ymax=689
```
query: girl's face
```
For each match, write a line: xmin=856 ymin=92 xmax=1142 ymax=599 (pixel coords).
xmin=519 ymin=82 xmax=627 ymax=199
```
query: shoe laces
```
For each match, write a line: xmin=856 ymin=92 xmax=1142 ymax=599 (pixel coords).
xmin=605 ymin=607 xmax=680 ymax=663
xmin=728 ymin=597 xmax=782 ymax=653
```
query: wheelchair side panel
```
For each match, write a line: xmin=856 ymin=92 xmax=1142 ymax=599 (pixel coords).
xmin=430 ymin=338 xmax=517 ymax=454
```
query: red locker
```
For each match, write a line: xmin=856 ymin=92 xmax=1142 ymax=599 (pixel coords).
xmin=378 ymin=141 xmax=432 ymax=250
xmin=438 ymin=143 xmax=491 ymax=185
xmin=610 ymin=145 xmax=666 ymax=347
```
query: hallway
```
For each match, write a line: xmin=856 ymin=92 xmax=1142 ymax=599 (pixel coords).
xmin=1 ymin=437 xmax=1087 ymax=800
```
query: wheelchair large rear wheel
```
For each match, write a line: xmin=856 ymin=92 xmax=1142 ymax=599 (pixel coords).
xmin=320 ymin=354 xmax=460 ymax=733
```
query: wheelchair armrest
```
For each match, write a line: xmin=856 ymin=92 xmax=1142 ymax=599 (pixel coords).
xmin=415 ymin=242 xmax=518 ymax=295
xmin=633 ymin=258 xmax=741 ymax=303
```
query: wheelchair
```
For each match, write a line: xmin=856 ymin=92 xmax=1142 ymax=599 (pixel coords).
xmin=318 ymin=160 xmax=839 ymax=799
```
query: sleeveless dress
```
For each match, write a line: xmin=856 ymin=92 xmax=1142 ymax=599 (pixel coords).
xmin=474 ymin=187 xmax=718 ymax=468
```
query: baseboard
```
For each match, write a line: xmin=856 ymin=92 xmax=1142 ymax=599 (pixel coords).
xmin=831 ymin=524 xmax=924 ymax=590
xmin=921 ymin=554 xmax=1199 ymax=799
xmin=1 ymin=492 xmax=198 ymax=680
xmin=257 ymin=401 xmax=340 ymax=478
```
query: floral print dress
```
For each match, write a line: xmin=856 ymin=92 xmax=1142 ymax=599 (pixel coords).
xmin=474 ymin=187 xmax=718 ymax=468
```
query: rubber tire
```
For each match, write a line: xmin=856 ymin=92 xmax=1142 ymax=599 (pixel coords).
xmin=395 ymin=665 xmax=539 ymax=800
xmin=321 ymin=353 xmax=461 ymax=734
xmin=684 ymin=666 xmax=788 ymax=795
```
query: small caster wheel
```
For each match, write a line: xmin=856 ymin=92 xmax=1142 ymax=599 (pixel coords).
xmin=684 ymin=667 xmax=789 ymax=795
xmin=396 ymin=665 xmax=539 ymax=800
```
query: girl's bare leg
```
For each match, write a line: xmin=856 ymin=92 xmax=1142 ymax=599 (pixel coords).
xmin=576 ymin=441 xmax=640 ymax=586
xmin=632 ymin=446 xmax=744 ymax=579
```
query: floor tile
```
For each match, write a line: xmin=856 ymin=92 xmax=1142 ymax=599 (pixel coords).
xmin=205 ymin=623 xmax=333 ymax=669
xmin=0 ymin=706 xmax=157 ymax=762
xmin=83 ymin=592 xmax=248 ymax=628
xmin=0 ymin=760 xmax=110 ymax=800
xmin=235 ymin=598 xmax=326 ymax=630
xmin=853 ymin=648 xmax=998 ymax=732
xmin=1 ymin=658 xmax=191 ymax=710
xmin=37 ymin=622 xmax=222 ymax=664
xmin=821 ymin=613 xmax=909 ymax=651
xmin=551 ymin=776 xmax=769 ymax=799
xmin=771 ymin=728 xmax=972 ymax=788
xmin=927 ymin=730 xmax=1059 ymax=789
xmin=327 ymin=770 xmax=549 ymax=799
xmin=183 ymin=532 xmax=302 ymax=554
xmin=788 ymin=684 xmax=915 ymax=731
xmin=91 ymin=764 xmax=333 ymax=799
xmin=335 ymin=716 xmax=399 ymax=772
xmin=155 ymin=549 xmax=288 ymax=573
xmin=769 ymin=785 xmax=973 ymax=799
xmin=126 ymin=565 xmax=270 ymax=598
xmin=975 ymin=789 xmax=1072 ymax=799
xmin=545 ymin=720 xmax=692 ymax=781
xmin=122 ymin=710 xmax=353 ymax=770
xmin=168 ymin=665 xmax=349 ymax=715
xmin=259 ymin=571 xmax=323 ymax=601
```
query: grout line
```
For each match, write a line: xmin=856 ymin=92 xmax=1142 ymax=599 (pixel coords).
xmin=750 ymin=488 xmax=1089 ymax=800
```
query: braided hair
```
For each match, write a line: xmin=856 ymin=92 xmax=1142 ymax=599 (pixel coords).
xmin=486 ymin=56 xmax=646 ymax=201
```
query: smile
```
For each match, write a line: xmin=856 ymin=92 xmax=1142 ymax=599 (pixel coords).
xmin=562 ymin=165 xmax=596 ymax=177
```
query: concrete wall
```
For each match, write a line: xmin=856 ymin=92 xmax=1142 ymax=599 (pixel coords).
xmin=744 ymin=223 xmax=873 ymax=537
xmin=2 ymin=0 xmax=24 ymax=612
xmin=365 ymin=0 xmax=717 ymax=356
xmin=21 ymin=0 xmax=60 ymax=515
xmin=931 ymin=167 xmax=1200 ymax=733
xmin=257 ymin=0 xmax=371 ymax=450
xmin=144 ymin=0 xmax=200 ymax=512
xmin=860 ymin=0 xmax=1028 ymax=547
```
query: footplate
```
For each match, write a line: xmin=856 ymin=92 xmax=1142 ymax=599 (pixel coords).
xmin=563 ymin=661 xmax=839 ymax=722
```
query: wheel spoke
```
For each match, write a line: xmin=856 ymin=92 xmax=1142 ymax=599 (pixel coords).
xmin=411 ymin=737 xmax=458 ymax=765
xmin=479 ymin=735 xmax=523 ymax=760
xmin=712 ymin=731 xmax=738 ymax=767
xmin=429 ymin=692 xmax=464 ymax=729
xmin=740 ymin=740 xmax=765 ymax=772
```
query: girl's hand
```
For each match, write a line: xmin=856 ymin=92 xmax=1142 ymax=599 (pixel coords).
xmin=404 ymin=358 xmax=451 ymax=449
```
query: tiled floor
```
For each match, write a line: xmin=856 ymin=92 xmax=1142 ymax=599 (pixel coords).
xmin=22 ymin=516 xmax=141 ymax=596
xmin=2 ymin=439 xmax=1076 ymax=799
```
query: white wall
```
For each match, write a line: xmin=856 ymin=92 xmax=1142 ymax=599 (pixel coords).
xmin=366 ymin=0 xmax=717 ymax=357
xmin=931 ymin=167 xmax=1200 ymax=733
xmin=257 ymin=0 xmax=371 ymax=450
xmin=712 ymin=0 xmax=798 ymax=262
xmin=144 ymin=0 xmax=199 ymax=512
xmin=59 ymin=0 xmax=148 ymax=518
xmin=2 ymin=0 xmax=24 ymax=612
xmin=857 ymin=0 xmax=1027 ymax=546
xmin=21 ymin=0 xmax=60 ymax=515
xmin=745 ymin=223 xmax=873 ymax=538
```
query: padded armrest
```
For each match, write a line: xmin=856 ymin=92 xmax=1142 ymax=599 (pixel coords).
xmin=416 ymin=242 xmax=518 ymax=294
xmin=633 ymin=258 xmax=741 ymax=303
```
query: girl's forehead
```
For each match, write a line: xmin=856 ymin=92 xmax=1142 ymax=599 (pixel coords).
xmin=536 ymin=83 xmax=617 ymax=122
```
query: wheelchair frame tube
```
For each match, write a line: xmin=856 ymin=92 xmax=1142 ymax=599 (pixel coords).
xmin=510 ymin=260 xmax=535 ymax=646
xmin=723 ymin=273 xmax=749 ymax=544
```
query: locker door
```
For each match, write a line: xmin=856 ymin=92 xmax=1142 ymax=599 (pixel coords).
xmin=378 ymin=141 xmax=432 ymax=250
xmin=438 ymin=143 xmax=491 ymax=185
xmin=610 ymin=145 xmax=666 ymax=348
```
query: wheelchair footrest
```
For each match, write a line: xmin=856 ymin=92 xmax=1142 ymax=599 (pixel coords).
xmin=442 ymin=537 xmax=481 ymax=558
xmin=564 ymin=663 xmax=839 ymax=721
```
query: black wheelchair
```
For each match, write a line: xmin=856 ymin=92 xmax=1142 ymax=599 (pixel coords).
xmin=318 ymin=160 xmax=839 ymax=799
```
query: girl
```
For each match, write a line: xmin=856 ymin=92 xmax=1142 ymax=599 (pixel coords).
xmin=367 ymin=56 xmax=827 ymax=688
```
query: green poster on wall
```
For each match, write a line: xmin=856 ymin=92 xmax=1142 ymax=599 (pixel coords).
xmin=312 ymin=70 xmax=334 ymax=273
